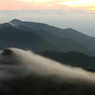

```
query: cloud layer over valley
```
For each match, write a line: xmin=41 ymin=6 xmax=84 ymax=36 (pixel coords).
xmin=0 ymin=48 xmax=95 ymax=95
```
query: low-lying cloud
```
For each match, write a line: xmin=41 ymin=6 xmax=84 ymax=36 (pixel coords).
xmin=0 ymin=48 xmax=95 ymax=95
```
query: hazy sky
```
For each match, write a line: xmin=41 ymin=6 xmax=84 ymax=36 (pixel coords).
xmin=0 ymin=0 xmax=95 ymax=37
xmin=0 ymin=0 xmax=95 ymax=12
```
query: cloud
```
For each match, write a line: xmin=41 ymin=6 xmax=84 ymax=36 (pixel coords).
xmin=0 ymin=48 xmax=95 ymax=94
xmin=0 ymin=9 xmax=95 ymax=15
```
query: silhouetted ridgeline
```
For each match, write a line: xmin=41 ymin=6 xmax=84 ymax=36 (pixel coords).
xmin=37 ymin=50 xmax=95 ymax=70
xmin=0 ymin=23 xmax=59 ymax=52
xmin=1 ymin=19 xmax=95 ymax=69
xmin=11 ymin=19 xmax=95 ymax=52
xmin=16 ymin=25 xmax=91 ymax=54
xmin=1 ymin=20 xmax=95 ymax=56
xmin=88 ymin=69 xmax=95 ymax=72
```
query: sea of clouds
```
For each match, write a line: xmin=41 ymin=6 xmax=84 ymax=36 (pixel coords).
xmin=0 ymin=48 xmax=95 ymax=95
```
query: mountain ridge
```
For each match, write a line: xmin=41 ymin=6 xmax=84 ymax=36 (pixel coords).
xmin=0 ymin=19 xmax=95 ymax=56
xmin=10 ymin=19 xmax=95 ymax=52
xmin=0 ymin=23 xmax=59 ymax=52
xmin=15 ymin=24 xmax=90 ymax=53
xmin=37 ymin=50 xmax=95 ymax=69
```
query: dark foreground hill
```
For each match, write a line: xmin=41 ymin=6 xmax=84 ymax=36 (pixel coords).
xmin=37 ymin=50 xmax=95 ymax=69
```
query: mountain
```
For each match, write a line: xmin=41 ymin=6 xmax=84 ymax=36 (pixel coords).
xmin=0 ymin=23 xmax=59 ymax=52
xmin=15 ymin=25 xmax=90 ymax=54
xmin=38 ymin=50 xmax=95 ymax=70
xmin=10 ymin=19 xmax=95 ymax=52
xmin=0 ymin=23 xmax=92 ymax=56
xmin=0 ymin=23 xmax=12 ymax=29
xmin=1 ymin=21 xmax=95 ymax=69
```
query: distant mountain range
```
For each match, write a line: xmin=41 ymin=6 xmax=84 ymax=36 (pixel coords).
xmin=11 ymin=19 xmax=95 ymax=52
xmin=37 ymin=50 xmax=95 ymax=70
xmin=7 ymin=19 xmax=95 ymax=56
xmin=0 ymin=19 xmax=95 ymax=56
xmin=1 ymin=19 xmax=95 ymax=69
xmin=15 ymin=24 xmax=90 ymax=53
xmin=0 ymin=19 xmax=95 ymax=57
xmin=0 ymin=23 xmax=59 ymax=52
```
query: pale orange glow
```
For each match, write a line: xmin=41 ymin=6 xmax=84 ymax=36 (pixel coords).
xmin=19 ymin=0 xmax=33 ymax=2
xmin=19 ymin=0 xmax=47 ymax=2
xmin=59 ymin=0 xmax=95 ymax=7
xmin=0 ymin=0 xmax=95 ymax=12
xmin=89 ymin=7 xmax=95 ymax=10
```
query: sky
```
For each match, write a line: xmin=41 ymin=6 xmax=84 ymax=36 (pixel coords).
xmin=0 ymin=0 xmax=95 ymax=37
xmin=0 ymin=0 xmax=95 ymax=12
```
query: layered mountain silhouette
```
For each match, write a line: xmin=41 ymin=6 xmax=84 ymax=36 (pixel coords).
xmin=0 ymin=21 xmax=94 ymax=56
xmin=10 ymin=19 xmax=95 ymax=52
xmin=0 ymin=19 xmax=95 ymax=57
xmin=38 ymin=50 xmax=95 ymax=70
xmin=0 ymin=19 xmax=95 ymax=69
xmin=15 ymin=25 xmax=90 ymax=53
xmin=0 ymin=23 xmax=59 ymax=52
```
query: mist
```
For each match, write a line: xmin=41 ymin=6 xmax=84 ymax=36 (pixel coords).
xmin=0 ymin=10 xmax=95 ymax=37
xmin=0 ymin=48 xmax=95 ymax=94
